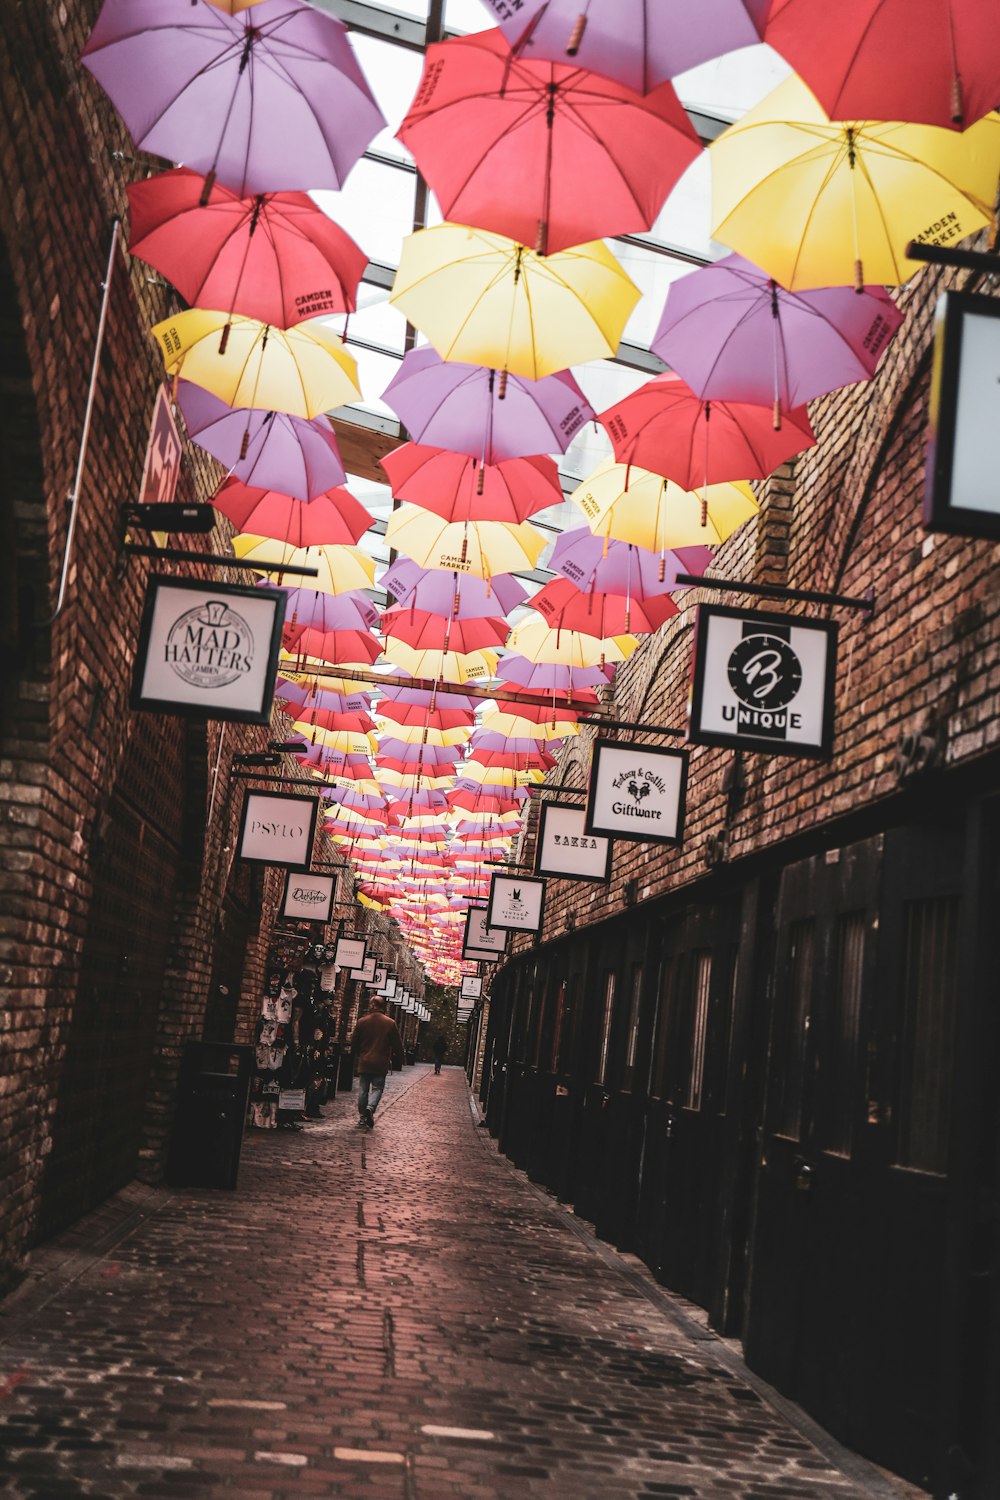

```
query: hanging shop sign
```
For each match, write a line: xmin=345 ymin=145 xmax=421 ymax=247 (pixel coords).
xmin=382 ymin=977 xmax=398 ymax=999
xmin=132 ymin=576 xmax=286 ymax=724
xmin=367 ymin=965 xmax=388 ymax=989
xmin=237 ymin=790 xmax=319 ymax=869
xmin=463 ymin=904 xmax=508 ymax=962
xmin=335 ymin=936 xmax=367 ymax=970
xmin=351 ymin=956 xmax=377 ymax=982
xmin=487 ymin=873 xmax=546 ymax=933
xmin=281 ymin=870 xmax=336 ymax=923
xmin=461 ymin=975 xmax=483 ymax=999
xmin=925 ymin=291 xmax=1000 ymax=538
xmin=536 ymin=800 xmax=613 ymax=883
xmin=688 ymin=604 xmax=837 ymax=759
xmin=585 ymin=738 xmax=687 ymax=845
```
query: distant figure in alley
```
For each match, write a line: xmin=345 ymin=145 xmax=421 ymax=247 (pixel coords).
xmin=351 ymin=997 xmax=404 ymax=1130
xmin=433 ymin=1034 xmax=447 ymax=1075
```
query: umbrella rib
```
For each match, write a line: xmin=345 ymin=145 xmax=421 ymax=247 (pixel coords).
xmin=786 ymin=143 xmax=847 ymax=288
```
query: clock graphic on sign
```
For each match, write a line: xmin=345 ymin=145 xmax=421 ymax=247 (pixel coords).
xmin=727 ymin=628 xmax=802 ymax=709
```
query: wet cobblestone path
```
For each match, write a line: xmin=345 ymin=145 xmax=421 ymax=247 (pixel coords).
xmin=0 ymin=1068 xmax=922 ymax=1499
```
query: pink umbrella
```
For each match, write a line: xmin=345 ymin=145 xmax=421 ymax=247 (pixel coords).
xmin=380 ymin=444 xmax=563 ymax=525
xmin=176 ymin=382 xmax=346 ymax=500
xmin=283 ymin=626 xmax=383 ymax=666
xmin=529 ymin=577 xmax=678 ymax=635
xmin=382 ymin=608 xmax=511 ymax=655
xmin=211 ymin=479 xmax=372 ymax=546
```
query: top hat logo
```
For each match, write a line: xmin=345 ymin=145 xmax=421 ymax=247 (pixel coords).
xmin=165 ymin=597 xmax=255 ymax=689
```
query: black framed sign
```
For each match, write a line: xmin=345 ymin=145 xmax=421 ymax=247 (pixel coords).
xmin=131 ymin=576 xmax=286 ymax=723
xmin=688 ymin=604 xmax=837 ymax=759
xmin=536 ymin=800 xmax=613 ymax=883
xmin=237 ymin=791 xmax=319 ymax=869
xmin=463 ymin=904 xmax=508 ymax=961
xmin=925 ymin=291 xmax=1000 ymax=538
xmin=281 ymin=871 xmax=336 ymax=923
xmin=382 ymin=977 xmax=398 ymax=999
xmin=461 ymin=975 xmax=483 ymax=999
xmin=487 ymin=873 xmax=546 ymax=933
xmin=335 ymin=936 xmax=367 ymax=970
xmin=584 ymin=739 xmax=687 ymax=845
xmin=351 ymin=956 xmax=377 ymax=982
xmin=367 ymin=965 xmax=387 ymax=989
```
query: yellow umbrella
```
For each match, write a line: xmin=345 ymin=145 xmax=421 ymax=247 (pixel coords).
xmin=460 ymin=762 xmax=545 ymax=787
xmin=479 ymin=708 xmax=581 ymax=741
xmin=507 ymin=617 xmax=640 ymax=667
xmin=292 ymin=723 xmax=377 ymax=755
xmin=312 ymin=775 xmax=383 ymax=796
xmin=375 ymin=720 xmax=472 ymax=747
xmin=376 ymin=767 xmax=456 ymax=791
xmin=385 ymin=639 xmax=499 ymax=685
xmin=234 ymin=537 xmax=375 ymax=594
xmin=385 ymin=504 xmax=545 ymax=580
xmin=151 ymin=311 xmax=360 ymax=417
xmin=279 ymin=669 xmax=374 ymax=697
xmin=390 ymin=224 xmax=641 ymax=380
xmin=572 ymin=459 xmax=758 ymax=549
xmin=710 ymin=76 xmax=1000 ymax=290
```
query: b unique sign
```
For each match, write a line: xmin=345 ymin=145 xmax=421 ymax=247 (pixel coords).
xmin=463 ymin=904 xmax=508 ymax=961
xmin=367 ymin=965 xmax=387 ymax=989
xmin=487 ymin=873 xmax=545 ymax=933
xmin=585 ymin=739 xmax=687 ymax=845
xmin=536 ymin=800 xmax=612 ymax=883
xmin=461 ymin=975 xmax=483 ymax=999
xmin=925 ymin=291 xmax=1000 ymax=538
xmin=238 ymin=791 xmax=319 ymax=869
xmin=335 ymin=937 xmax=367 ymax=971
xmin=281 ymin=871 xmax=336 ymax=923
xmin=688 ymin=604 xmax=837 ymax=759
xmin=132 ymin=576 xmax=285 ymax=723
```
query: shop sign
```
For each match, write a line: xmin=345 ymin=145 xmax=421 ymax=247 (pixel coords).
xmin=351 ymin=956 xmax=377 ymax=982
xmin=925 ymin=290 xmax=1000 ymax=538
xmin=487 ymin=873 xmax=545 ymax=933
xmin=281 ymin=870 xmax=336 ymax=923
xmin=688 ymin=604 xmax=837 ymax=759
xmin=382 ymin=977 xmax=398 ymax=999
xmin=335 ymin=936 xmax=367 ymax=970
xmin=585 ymin=738 xmax=687 ymax=845
xmin=463 ymin=904 xmax=508 ymax=961
xmin=132 ymin=575 xmax=285 ymax=723
xmin=367 ymin=965 xmax=387 ymax=989
xmin=461 ymin=975 xmax=483 ymax=999
xmin=536 ymin=800 xmax=612 ymax=883
xmin=237 ymin=791 xmax=318 ymax=869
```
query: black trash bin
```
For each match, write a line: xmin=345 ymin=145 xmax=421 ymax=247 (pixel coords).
xmin=166 ymin=1041 xmax=255 ymax=1190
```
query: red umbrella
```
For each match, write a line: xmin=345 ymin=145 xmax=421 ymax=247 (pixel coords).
xmin=380 ymin=444 xmax=563 ymax=524
xmin=210 ymin=479 xmax=373 ymax=546
xmin=382 ymin=608 xmax=510 ymax=654
xmin=470 ymin=747 xmax=557 ymax=770
xmin=377 ymin=700 xmax=475 ymax=732
xmin=127 ymin=168 xmax=367 ymax=330
xmin=529 ymin=576 xmax=679 ymax=635
xmin=397 ymin=28 xmax=701 ymax=255
xmin=285 ymin=706 xmax=376 ymax=734
xmin=284 ymin=626 xmax=383 ymax=665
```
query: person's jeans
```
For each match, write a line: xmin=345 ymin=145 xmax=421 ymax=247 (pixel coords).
xmin=358 ymin=1072 xmax=387 ymax=1117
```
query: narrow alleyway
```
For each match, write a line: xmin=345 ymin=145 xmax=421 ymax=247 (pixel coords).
xmin=0 ymin=1069 xmax=920 ymax=1500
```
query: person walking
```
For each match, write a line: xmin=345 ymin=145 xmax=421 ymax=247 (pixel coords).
xmin=351 ymin=997 xmax=404 ymax=1130
xmin=432 ymin=1034 xmax=447 ymax=1075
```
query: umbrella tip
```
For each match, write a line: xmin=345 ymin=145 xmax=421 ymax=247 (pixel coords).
xmin=566 ymin=14 xmax=587 ymax=54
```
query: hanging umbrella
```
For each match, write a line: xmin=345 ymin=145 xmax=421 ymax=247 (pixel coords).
xmin=375 ymin=712 xmax=473 ymax=742
xmin=397 ymin=29 xmax=701 ymax=255
xmin=292 ymin=722 xmax=377 ymax=755
xmin=293 ymin=706 xmax=376 ymax=735
xmin=376 ymin=740 xmax=464 ymax=766
xmin=572 ymin=459 xmax=759 ymax=547
xmin=506 ymin=617 xmax=639 ymax=666
xmin=471 ymin=747 xmax=557 ymax=771
xmin=278 ymin=664 xmax=375 ymax=697
xmin=210 ymin=479 xmax=372 ymax=545
xmin=379 ymin=681 xmax=478 ymax=712
xmin=380 ymin=444 xmax=563 ymax=525
xmin=471 ymin=728 xmax=566 ymax=754
xmin=176 ymin=383 xmax=346 ymax=500
xmin=382 ymin=609 xmax=511 ymax=654
xmin=709 ymin=75 xmax=1000 ymax=290
xmin=275 ymin=675 xmax=373 ymax=713
xmin=127 ymin=168 xmax=367 ymax=329
xmin=82 ymin=0 xmax=385 ymax=197
xmin=381 ymin=559 xmax=528 ymax=620
xmin=483 ymin=0 xmax=766 ymax=94
xmin=764 ymin=0 xmax=1000 ymax=131
xmin=381 ymin=348 xmax=592 ymax=463
xmin=383 ymin=641 xmax=500 ymax=685
xmin=529 ymin=577 xmax=679 ymax=635
xmin=496 ymin=656 xmax=612 ymax=692
xmin=151 ymin=311 xmax=359 ymax=418
xmin=459 ymin=762 xmax=542 ymax=788
xmin=285 ymin=625 xmax=382 ymax=666
xmin=232 ymin=536 xmax=375 ymax=593
xmin=391 ymin=225 xmax=640 ymax=380
xmin=652 ymin=253 xmax=904 ymax=428
xmin=271 ymin=587 xmax=380 ymax=635
xmin=599 ymin=375 xmax=814 ymax=491
xmin=282 ymin=602 xmax=381 ymax=648
xmin=551 ymin=526 xmax=712 ymax=594
xmin=385 ymin=505 xmax=546 ymax=580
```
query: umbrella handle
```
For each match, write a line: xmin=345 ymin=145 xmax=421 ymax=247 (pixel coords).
xmin=566 ymin=14 xmax=587 ymax=55
xmin=199 ymin=170 xmax=216 ymax=207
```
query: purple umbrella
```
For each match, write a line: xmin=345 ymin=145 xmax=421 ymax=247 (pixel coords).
xmin=323 ymin=786 xmax=388 ymax=811
xmin=376 ymin=740 xmax=464 ymax=766
xmin=380 ymin=558 xmax=528 ymax=620
xmin=269 ymin=585 xmax=380 ymax=634
xmin=82 ymin=0 xmax=385 ymax=197
xmin=177 ymin=382 xmax=346 ymax=500
xmin=383 ymin=788 xmax=450 ymax=811
xmin=381 ymin=347 xmax=593 ymax=463
xmin=497 ymin=658 xmax=614 ymax=691
xmin=652 ymin=254 xmax=904 ymax=428
xmin=275 ymin=679 xmax=373 ymax=716
xmin=550 ymin=527 xmax=713 ymax=595
xmin=377 ymin=679 xmax=478 ymax=712
xmin=470 ymin=730 xmax=566 ymax=755
xmin=483 ymin=0 xmax=766 ymax=94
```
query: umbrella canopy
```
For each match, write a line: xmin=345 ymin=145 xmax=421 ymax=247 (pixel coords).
xmin=210 ymin=479 xmax=372 ymax=545
xmin=272 ymin=587 xmax=379 ymax=634
xmin=292 ymin=722 xmax=377 ymax=755
xmin=292 ymin=706 xmax=376 ymax=735
xmin=471 ymin=747 xmax=557 ymax=771
xmin=471 ymin=729 xmax=566 ymax=754
xmin=483 ymin=0 xmax=766 ymax=94
xmin=384 ymin=641 xmax=499 ymax=685
xmin=127 ymin=168 xmax=367 ymax=327
xmin=764 ymin=0 xmax=1000 ymax=131
xmin=381 ymin=559 xmax=528 ymax=620
xmin=376 ymin=740 xmax=463 ymax=766
xmin=381 ymin=348 xmax=592 ymax=463
xmin=652 ymin=253 xmax=904 ymax=426
xmin=497 ymin=657 xmax=612 ymax=691
xmin=275 ymin=676 xmax=372 ymax=713
xmin=551 ymin=526 xmax=712 ymax=593
xmin=151 ymin=311 xmax=359 ymax=418
xmin=529 ymin=577 xmax=679 ymax=635
xmin=233 ymin=536 xmax=375 ymax=593
xmin=599 ymin=374 xmax=814 ymax=488
xmin=391 ymin=225 xmax=641 ymax=379
xmin=376 ymin=722 xmax=471 ymax=747
xmin=385 ymin=505 xmax=546 ymax=579
xmin=380 ymin=444 xmax=563 ymax=525
xmin=709 ymin=76 xmax=1000 ymax=290
xmin=82 ymin=0 xmax=385 ymax=196
xmin=176 ymin=382 xmax=346 ymax=499
xmin=379 ymin=681 xmax=478 ymax=711
xmin=572 ymin=459 xmax=759 ymax=547
xmin=507 ymin=618 xmax=639 ymax=666
xmin=398 ymin=28 xmax=701 ymax=255
xmin=382 ymin=608 xmax=511 ymax=654
xmin=376 ymin=702 xmax=475 ymax=733
xmin=286 ymin=625 xmax=382 ymax=665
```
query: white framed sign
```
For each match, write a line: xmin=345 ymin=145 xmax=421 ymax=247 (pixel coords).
xmin=335 ymin=937 xmax=367 ymax=971
xmin=281 ymin=871 xmax=336 ymax=922
xmin=367 ymin=965 xmax=387 ymax=989
xmin=688 ymin=604 xmax=837 ymax=759
xmin=461 ymin=975 xmax=483 ymax=999
xmin=132 ymin=576 xmax=286 ymax=723
xmin=925 ymin=291 xmax=1000 ymax=538
xmin=463 ymin=904 xmax=507 ymax=962
xmin=383 ymin=978 xmax=398 ymax=999
xmin=238 ymin=791 xmax=319 ymax=869
xmin=585 ymin=739 xmax=687 ymax=846
xmin=487 ymin=873 xmax=545 ymax=933
xmin=351 ymin=956 xmax=377 ymax=982
xmin=536 ymin=800 xmax=612 ymax=883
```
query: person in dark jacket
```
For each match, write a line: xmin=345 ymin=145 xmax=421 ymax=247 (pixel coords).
xmin=432 ymin=1034 xmax=447 ymax=1074
xmin=351 ymin=997 xmax=404 ymax=1130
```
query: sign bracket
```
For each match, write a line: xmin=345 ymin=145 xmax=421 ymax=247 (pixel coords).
xmin=674 ymin=572 xmax=874 ymax=615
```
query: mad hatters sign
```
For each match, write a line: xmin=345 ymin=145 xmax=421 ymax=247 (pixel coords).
xmin=689 ymin=604 xmax=837 ymax=759
xmin=237 ymin=791 xmax=319 ymax=869
xmin=536 ymin=800 xmax=612 ymax=883
xmin=463 ymin=904 xmax=508 ymax=961
xmin=925 ymin=291 xmax=1000 ymax=538
xmin=585 ymin=739 xmax=687 ymax=845
xmin=281 ymin=871 xmax=336 ymax=922
xmin=132 ymin=576 xmax=285 ymax=723
xmin=487 ymin=873 xmax=545 ymax=933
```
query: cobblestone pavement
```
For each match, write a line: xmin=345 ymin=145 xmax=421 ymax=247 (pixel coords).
xmin=0 ymin=1067 xmax=925 ymax=1500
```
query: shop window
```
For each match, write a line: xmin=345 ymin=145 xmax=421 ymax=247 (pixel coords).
xmin=620 ymin=965 xmax=643 ymax=1093
xmin=818 ymin=912 xmax=865 ymax=1157
xmin=595 ymin=971 xmax=616 ymax=1085
xmin=774 ymin=919 xmax=815 ymax=1140
xmin=647 ymin=956 xmax=674 ymax=1100
xmin=685 ymin=950 xmax=712 ymax=1110
xmin=895 ymin=897 xmax=960 ymax=1175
